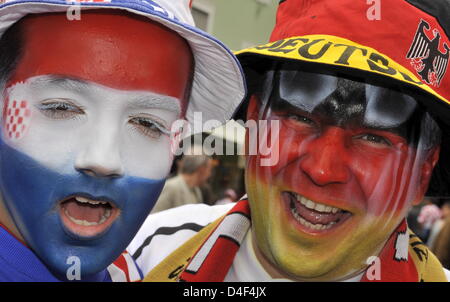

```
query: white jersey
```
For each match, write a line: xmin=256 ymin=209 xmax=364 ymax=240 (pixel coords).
xmin=128 ymin=203 xmax=450 ymax=282
xmin=128 ymin=203 xmax=233 ymax=275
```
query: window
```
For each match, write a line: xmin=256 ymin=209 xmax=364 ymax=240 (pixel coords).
xmin=191 ymin=3 xmax=214 ymax=33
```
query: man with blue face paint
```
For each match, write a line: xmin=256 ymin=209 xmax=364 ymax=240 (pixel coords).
xmin=0 ymin=0 xmax=245 ymax=281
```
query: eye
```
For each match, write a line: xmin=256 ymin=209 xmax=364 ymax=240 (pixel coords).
xmin=282 ymin=113 xmax=317 ymax=129
xmin=355 ymin=133 xmax=392 ymax=147
xmin=287 ymin=114 xmax=315 ymax=125
xmin=37 ymin=99 xmax=84 ymax=120
xmin=129 ymin=116 xmax=170 ymax=139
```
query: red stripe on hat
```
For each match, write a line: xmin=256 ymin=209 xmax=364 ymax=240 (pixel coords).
xmin=271 ymin=0 xmax=450 ymax=103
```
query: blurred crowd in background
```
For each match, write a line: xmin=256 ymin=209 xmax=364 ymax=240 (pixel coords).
xmin=150 ymin=131 xmax=246 ymax=214
xmin=151 ymin=152 xmax=242 ymax=214
xmin=408 ymin=198 xmax=450 ymax=269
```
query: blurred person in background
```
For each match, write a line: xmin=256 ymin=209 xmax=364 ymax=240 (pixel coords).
xmin=407 ymin=203 xmax=424 ymax=237
xmin=426 ymin=199 xmax=448 ymax=248
xmin=418 ymin=198 xmax=442 ymax=242
xmin=151 ymin=155 xmax=214 ymax=213
xmin=215 ymin=189 xmax=238 ymax=206
xmin=431 ymin=200 xmax=450 ymax=268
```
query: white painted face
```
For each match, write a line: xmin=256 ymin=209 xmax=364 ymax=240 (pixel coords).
xmin=3 ymin=75 xmax=182 ymax=179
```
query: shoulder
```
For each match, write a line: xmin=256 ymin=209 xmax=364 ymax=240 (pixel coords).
xmin=162 ymin=176 xmax=182 ymax=188
xmin=128 ymin=203 xmax=234 ymax=275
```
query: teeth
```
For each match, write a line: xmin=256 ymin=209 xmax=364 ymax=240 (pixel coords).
xmin=104 ymin=208 xmax=111 ymax=219
xmin=305 ymin=199 xmax=316 ymax=209
xmin=74 ymin=196 xmax=89 ymax=204
xmin=296 ymin=194 xmax=341 ymax=214
xmin=75 ymin=196 xmax=108 ymax=206
xmin=315 ymin=204 xmax=326 ymax=212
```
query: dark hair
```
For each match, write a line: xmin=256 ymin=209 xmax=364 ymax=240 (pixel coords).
xmin=0 ymin=19 xmax=24 ymax=88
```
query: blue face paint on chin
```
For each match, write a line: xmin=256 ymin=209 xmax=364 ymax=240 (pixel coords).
xmin=0 ymin=138 xmax=166 ymax=280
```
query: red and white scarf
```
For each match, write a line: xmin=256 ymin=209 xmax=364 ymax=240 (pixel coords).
xmin=175 ymin=200 xmax=446 ymax=282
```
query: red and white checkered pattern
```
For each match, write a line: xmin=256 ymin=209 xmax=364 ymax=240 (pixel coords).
xmin=4 ymin=99 xmax=31 ymax=140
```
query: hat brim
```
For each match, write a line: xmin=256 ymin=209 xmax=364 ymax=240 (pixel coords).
xmin=0 ymin=0 xmax=246 ymax=134
xmin=235 ymin=35 xmax=450 ymax=127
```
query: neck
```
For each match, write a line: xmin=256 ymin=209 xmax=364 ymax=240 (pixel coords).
xmin=181 ymin=173 xmax=197 ymax=188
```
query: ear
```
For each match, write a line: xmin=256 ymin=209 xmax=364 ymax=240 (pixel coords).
xmin=412 ymin=146 xmax=440 ymax=205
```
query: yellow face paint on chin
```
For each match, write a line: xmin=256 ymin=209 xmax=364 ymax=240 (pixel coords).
xmin=245 ymin=168 xmax=408 ymax=281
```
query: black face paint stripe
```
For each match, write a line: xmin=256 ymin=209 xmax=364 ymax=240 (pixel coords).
xmin=132 ymin=222 xmax=206 ymax=260
xmin=270 ymin=67 xmax=423 ymax=142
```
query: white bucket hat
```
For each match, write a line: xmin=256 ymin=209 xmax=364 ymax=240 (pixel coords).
xmin=0 ymin=0 xmax=246 ymax=133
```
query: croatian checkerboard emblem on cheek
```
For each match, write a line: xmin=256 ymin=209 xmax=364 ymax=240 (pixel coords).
xmin=2 ymin=81 xmax=33 ymax=142
xmin=3 ymin=98 xmax=31 ymax=140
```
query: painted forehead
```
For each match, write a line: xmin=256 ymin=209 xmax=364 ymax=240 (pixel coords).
xmin=8 ymin=11 xmax=193 ymax=101
xmin=271 ymin=68 xmax=418 ymax=129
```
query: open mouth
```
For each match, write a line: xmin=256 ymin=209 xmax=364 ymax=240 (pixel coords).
xmin=283 ymin=192 xmax=352 ymax=233
xmin=59 ymin=195 xmax=120 ymax=238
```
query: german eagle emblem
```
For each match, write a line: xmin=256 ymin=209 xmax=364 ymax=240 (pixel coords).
xmin=407 ymin=19 xmax=449 ymax=87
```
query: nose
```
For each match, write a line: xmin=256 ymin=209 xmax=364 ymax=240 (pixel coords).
xmin=74 ymin=125 xmax=124 ymax=178
xmin=299 ymin=127 xmax=352 ymax=186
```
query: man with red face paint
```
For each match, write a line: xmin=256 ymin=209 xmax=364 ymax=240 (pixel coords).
xmin=0 ymin=0 xmax=245 ymax=281
xmin=130 ymin=0 xmax=450 ymax=281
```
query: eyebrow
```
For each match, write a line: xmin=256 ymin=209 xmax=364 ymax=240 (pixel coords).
xmin=28 ymin=75 xmax=181 ymax=114
xmin=30 ymin=75 xmax=92 ymax=94
xmin=126 ymin=95 xmax=181 ymax=114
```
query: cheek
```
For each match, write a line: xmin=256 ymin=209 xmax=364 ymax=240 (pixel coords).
xmin=246 ymin=121 xmax=303 ymax=182
xmin=3 ymin=98 xmax=32 ymax=141
xmin=122 ymin=133 xmax=174 ymax=180
xmin=350 ymin=148 xmax=416 ymax=215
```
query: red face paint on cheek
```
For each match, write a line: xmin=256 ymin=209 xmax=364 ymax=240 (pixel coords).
xmin=3 ymin=98 xmax=31 ymax=140
xmin=248 ymin=113 xmax=419 ymax=217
